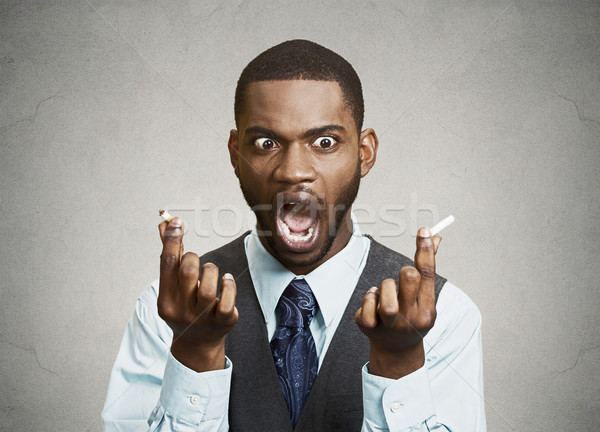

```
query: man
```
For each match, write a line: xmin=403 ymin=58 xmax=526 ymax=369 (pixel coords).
xmin=103 ymin=40 xmax=485 ymax=431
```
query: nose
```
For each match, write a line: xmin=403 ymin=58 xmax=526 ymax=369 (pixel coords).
xmin=273 ymin=143 xmax=316 ymax=185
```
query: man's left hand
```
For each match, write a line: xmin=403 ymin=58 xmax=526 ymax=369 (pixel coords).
xmin=355 ymin=226 xmax=442 ymax=379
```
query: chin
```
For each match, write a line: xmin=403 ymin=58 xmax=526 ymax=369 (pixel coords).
xmin=268 ymin=236 xmax=334 ymax=272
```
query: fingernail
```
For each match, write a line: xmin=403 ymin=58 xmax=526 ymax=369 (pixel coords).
xmin=368 ymin=287 xmax=378 ymax=294
xmin=418 ymin=226 xmax=431 ymax=238
xmin=170 ymin=217 xmax=182 ymax=228
xmin=223 ymin=273 xmax=234 ymax=280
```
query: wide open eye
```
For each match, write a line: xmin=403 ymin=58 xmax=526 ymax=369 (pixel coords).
xmin=313 ymin=136 xmax=337 ymax=149
xmin=254 ymin=137 xmax=278 ymax=150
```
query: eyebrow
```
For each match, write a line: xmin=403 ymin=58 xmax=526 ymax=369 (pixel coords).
xmin=301 ymin=125 xmax=346 ymax=139
xmin=244 ymin=126 xmax=283 ymax=141
xmin=244 ymin=124 xmax=347 ymax=141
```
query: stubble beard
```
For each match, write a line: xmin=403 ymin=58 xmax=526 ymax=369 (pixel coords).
xmin=239 ymin=160 xmax=361 ymax=270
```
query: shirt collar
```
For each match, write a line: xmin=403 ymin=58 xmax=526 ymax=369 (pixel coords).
xmin=245 ymin=213 xmax=370 ymax=328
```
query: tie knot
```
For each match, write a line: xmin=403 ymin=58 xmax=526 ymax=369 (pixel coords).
xmin=277 ymin=279 xmax=318 ymax=328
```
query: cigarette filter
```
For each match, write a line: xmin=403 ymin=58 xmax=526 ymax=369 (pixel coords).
xmin=159 ymin=209 xmax=173 ymax=222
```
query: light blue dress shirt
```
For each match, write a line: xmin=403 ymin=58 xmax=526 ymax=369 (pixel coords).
xmin=102 ymin=222 xmax=486 ymax=431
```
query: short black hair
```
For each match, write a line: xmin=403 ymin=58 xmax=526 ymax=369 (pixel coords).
xmin=234 ymin=39 xmax=364 ymax=132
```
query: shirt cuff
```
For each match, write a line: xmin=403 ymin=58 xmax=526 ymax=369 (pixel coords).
xmin=159 ymin=352 xmax=232 ymax=424
xmin=362 ymin=363 xmax=436 ymax=430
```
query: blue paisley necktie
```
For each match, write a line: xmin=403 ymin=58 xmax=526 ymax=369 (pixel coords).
xmin=270 ymin=278 xmax=318 ymax=427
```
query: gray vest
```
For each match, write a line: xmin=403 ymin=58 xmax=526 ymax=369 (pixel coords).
xmin=199 ymin=233 xmax=446 ymax=432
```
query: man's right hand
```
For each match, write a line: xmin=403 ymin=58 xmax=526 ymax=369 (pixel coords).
xmin=157 ymin=217 xmax=239 ymax=372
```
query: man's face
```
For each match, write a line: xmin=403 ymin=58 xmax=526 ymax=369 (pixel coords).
xmin=229 ymin=80 xmax=376 ymax=274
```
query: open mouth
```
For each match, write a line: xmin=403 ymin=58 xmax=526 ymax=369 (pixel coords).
xmin=275 ymin=193 xmax=320 ymax=252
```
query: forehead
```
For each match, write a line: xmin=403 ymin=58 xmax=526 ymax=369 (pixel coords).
xmin=241 ymin=80 xmax=355 ymax=133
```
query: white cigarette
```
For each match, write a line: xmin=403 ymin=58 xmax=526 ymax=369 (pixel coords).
xmin=430 ymin=215 xmax=454 ymax=236
xmin=159 ymin=209 xmax=173 ymax=222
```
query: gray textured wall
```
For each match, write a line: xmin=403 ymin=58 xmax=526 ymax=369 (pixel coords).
xmin=1 ymin=1 xmax=599 ymax=431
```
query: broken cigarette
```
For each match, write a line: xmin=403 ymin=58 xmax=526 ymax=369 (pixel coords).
xmin=159 ymin=209 xmax=173 ymax=222
xmin=430 ymin=215 xmax=455 ymax=236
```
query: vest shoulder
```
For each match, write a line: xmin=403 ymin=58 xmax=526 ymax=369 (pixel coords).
xmin=364 ymin=235 xmax=414 ymax=269
xmin=199 ymin=232 xmax=250 ymax=266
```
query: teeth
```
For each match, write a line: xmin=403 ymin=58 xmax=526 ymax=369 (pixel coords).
xmin=281 ymin=221 xmax=314 ymax=241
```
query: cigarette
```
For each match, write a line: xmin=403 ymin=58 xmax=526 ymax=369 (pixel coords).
xmin=159 ymin=209 xmax=173 ymax=222
xmin=430 ymin=215 xmax=455 ymax=236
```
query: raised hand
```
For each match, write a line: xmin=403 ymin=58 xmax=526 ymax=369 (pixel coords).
xmin=355 ymin=226 xmax=442 ymax=379
xmin=157 ymin=217 xmax=238 ymax=372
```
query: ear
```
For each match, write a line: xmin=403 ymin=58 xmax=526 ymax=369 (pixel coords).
xmin=228 ymin=129 xmax=240 ymax=178
xmin=358 ymin=128 xmax=378 ymax=177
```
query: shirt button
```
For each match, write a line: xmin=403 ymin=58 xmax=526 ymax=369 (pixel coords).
xmin=390 ymin=402 xmax=403 ymax=413
xmin=190 ymin=394 xmax=201 ymax=405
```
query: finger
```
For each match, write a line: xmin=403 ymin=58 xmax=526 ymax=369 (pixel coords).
xmin=159 ymin=219 xmax=184 ymax=248
xmin=159 ymin=217 xmax=184 ymax=298
xmin=432 ymin=234 xmax=442 ymax=255
xmin=216 ymin=273 xmax=238 ymax=325
xmin=158 ymin=221 xmax=167 ymax=242
xmin=178 ymin=252 xmax=200 ymax=306
xmin=415 ymin=226 xmax=436 ymax=309
xmin=197 ymin=262 xmax=219 ymax=309
xmin=377 ymin=278 xmax=399 ymax=326
xmin=398 ymin=266 xmax=421 ymax=312
xmin=355 ymin=287 xmax=379 ymax=329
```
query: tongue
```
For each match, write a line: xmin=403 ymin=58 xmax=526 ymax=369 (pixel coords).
xmin=281 ymin=204 xmax=315 ymax=233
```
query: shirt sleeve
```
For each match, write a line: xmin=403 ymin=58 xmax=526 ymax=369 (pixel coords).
xmin=102 ymin=281 xmax=232 ymax=432
xmin=361 ymin=282 xmax=486 ymax=431
xmin=148 ymin=353 xmax=232 ymax=431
